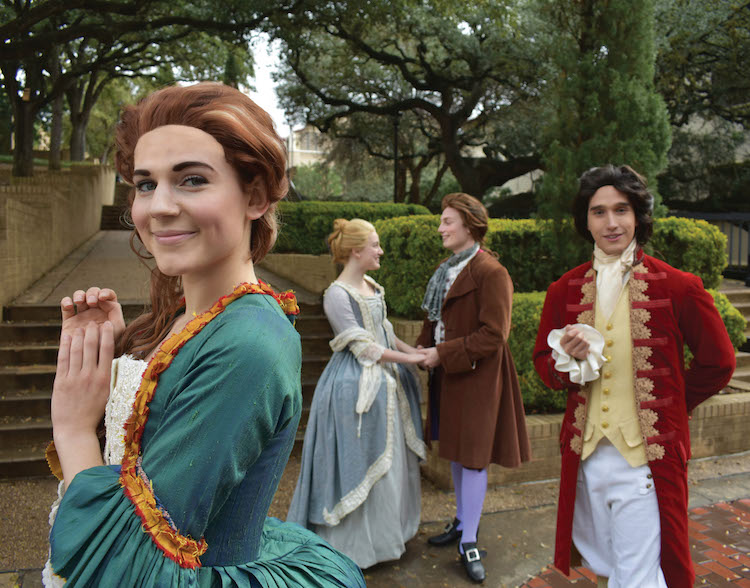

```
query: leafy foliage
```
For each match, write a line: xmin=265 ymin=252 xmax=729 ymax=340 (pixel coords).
xmin=373 ymin=214 xmax=728 ymax=319
xmin=536 ymin=0 xmax=672 ymax=219
xmin=275 ymin=201 xmax=431 ymax=255
xmin=272 ymin=0 xmax=543 ymax=198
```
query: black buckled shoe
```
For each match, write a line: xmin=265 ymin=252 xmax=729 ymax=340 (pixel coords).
xmin=427 ymin=517 xmax=461 ymax=546
xmin=460 ymin=542 xmax=486 ymax=583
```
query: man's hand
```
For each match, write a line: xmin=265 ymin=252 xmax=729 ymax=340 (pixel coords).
xmin=419 ymin=346 xmax=441 ymax=369
xmin=559 ymin=325 xmax=590 ymax=360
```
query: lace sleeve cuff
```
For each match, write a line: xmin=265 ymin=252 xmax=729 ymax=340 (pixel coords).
xmin=547 ymin=324 xmax=606 ymax=385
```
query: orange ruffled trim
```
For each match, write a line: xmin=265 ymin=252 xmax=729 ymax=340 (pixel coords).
xmin=108 ymin=281 xmax=293 ymax=569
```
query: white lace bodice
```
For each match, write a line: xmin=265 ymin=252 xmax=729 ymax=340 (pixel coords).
xmin=103 ymin=355 xmax=148 ymax=465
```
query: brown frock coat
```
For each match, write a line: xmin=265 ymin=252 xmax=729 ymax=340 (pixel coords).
xmin=416 ymin=250 xmax=532 ymax=469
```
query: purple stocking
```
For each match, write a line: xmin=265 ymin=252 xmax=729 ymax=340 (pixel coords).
xmin=458 ymin=467 xmax=487 ymax=552
xmin=451 ymin=461 xmax=464 ymax=529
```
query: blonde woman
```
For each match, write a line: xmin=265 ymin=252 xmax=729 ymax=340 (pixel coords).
xmin=288 ymin=218 xmax=427 ymax=569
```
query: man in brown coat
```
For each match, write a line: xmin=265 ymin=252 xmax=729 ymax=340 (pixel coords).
xmin=418 ymin=193 xmax=532 ymax=583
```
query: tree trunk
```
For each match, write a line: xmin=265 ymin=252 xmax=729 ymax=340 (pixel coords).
xmin=48 ymin=94 xmax=64 ymax=170
xmin=70 ymin=120 xmax=87 ymax=161
xmin=12 ymin=101 xmax=36 ymax=177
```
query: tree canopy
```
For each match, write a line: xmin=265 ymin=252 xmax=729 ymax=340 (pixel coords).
xmin=273 ymin=0 xmax=543 ymax=199
xmin=0 ymin=0 xmax=288 ymax=175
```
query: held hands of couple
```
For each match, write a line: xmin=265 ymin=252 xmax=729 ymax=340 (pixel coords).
xmin=416 ymin=345 xmax=440 ymax=369
xmin=559 ymin=325 xmax=590 ymax=360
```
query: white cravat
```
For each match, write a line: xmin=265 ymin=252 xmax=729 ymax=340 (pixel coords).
xmin=593 ymin=239 xmax=637 ymax=321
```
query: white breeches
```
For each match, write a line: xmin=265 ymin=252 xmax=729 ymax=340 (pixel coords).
xmin=572 ymin=440 xmax=668 ymax=588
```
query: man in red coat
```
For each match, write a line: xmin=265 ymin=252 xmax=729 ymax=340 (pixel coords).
xmin=418 ymin=193 xmax=531 ymax=583
xmin=533 ymin=165 xmax=735 ymax=587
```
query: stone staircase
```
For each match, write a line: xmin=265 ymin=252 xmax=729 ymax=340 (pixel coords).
xmin=722 ymin=284 xmax=750 ymax=391
xmin=0 ymin=299 xmax=332 ymax=479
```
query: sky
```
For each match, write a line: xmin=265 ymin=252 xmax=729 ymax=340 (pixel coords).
xmin=247 ymin=35 xmax=293 ymax=138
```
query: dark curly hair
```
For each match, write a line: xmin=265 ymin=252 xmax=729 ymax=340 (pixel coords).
xmin=572 ymin=164 xmax=654 ymax=245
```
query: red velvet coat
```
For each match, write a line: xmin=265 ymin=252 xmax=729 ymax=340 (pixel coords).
xmin=533 ymin=251 xmax=735 ymax=587
xmin=417 ymin=251 xmax=531 ymax=469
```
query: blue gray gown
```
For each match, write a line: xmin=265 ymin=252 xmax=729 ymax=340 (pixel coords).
xmin=287 ymin=277 xmax=426 ymax=569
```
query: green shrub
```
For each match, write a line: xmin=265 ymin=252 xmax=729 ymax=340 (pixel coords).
xmin=709 ymin=290 xmax=748 ymax=350
xmin=648 ymin=217 xmax=727 ymax=289
xmin=509 ymin=292 xmax=567 ymax=414
xmin=374 ymin=215 xmax=729 ymax=318
xmin=275 ymin=201 xmax=431 ymax=255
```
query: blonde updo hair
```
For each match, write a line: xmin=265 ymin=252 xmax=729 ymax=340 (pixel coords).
xmin=328 ymin=218 xmax=376 ymax=264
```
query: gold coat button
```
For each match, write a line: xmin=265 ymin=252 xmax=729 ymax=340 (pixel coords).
xmin=646 ymin=483 xmax=652 ymax=489
xmin=647 ymin=474 xmax=652 ymax=479
xmin=605 ymin=355 xmax=612 ymax=362
xmin=603 ymin=388 xmax=610 ymax=395
xmin=602 ymin=405 xmax=609 ymax=412
xmin=602 ymin=422 xmax=609 ymax=429
xmin=606 ymin=339 xmax=614 ymax=347
xmin=606 ymin=323 xmax=613 ymax=330
xmin=603 ymin=371 xmax=612 ymax=379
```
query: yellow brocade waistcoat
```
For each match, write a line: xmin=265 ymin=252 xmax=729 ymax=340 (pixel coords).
xmin=582 ymin=287 xmax=648 ymax=467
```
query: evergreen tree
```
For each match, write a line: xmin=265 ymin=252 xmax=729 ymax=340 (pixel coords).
xmin=536 ymin=0 xmax=671 ymax=219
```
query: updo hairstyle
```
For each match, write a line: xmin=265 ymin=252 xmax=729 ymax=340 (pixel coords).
xmin=327 ymin=218 xmax=376 ymax=264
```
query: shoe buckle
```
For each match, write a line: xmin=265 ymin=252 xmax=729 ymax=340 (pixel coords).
xmin=465 ymin=547 xmax=480 ymax=563
xmin=443 ymin=522 xmax=454 ymax=532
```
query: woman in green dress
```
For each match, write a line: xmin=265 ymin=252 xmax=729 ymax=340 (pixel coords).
xmin=43 ymin=82 xmax=364 ymax=587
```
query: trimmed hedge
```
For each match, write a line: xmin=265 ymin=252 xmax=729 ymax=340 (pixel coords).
xmin=373 ymin=215 xmax=728 ymax=319
xmin=509 ymin=289 xmax=745 ymax=414
xmin=275 ymin=201 xmax=431 ymax=255
xmin=649 ymin=217 xmax=728 ymax=291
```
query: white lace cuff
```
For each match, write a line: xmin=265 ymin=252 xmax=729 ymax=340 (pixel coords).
xmin=547 ymin=324 xmax=606 ymax=385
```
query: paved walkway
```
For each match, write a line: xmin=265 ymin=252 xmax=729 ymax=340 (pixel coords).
xmin=2 ymin=231 xmax=749 ymax=587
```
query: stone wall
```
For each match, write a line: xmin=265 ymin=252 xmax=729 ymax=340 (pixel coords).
xmin=261 ymin=252 xmax=338 ymax=294
xmin=0 ymin=165 xmax=116 ymax=310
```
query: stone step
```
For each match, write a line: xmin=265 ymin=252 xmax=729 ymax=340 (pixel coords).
xmin=295 ymin=314 xmax=332 ymax=337
xmin=0 ymin=365 xmax=56 ymax=393
xmin=3 ymin=302 xmax=323 ymax=324
xmin=3 ymin=303 xmax=147 ymax=323
xmin=301 ymin=354 xmax=329 ymax=381
xmin=736 ymin=352 xmax=750 ymax=369
xmin=0 ymin=323 xmax=61 ymax=345
xmin=0 ymin=343 xmax=58 ymax=366
xmin=731 ymin=366 xmax=750 ymax=381
xmin=0 ymin=328 xmax=328 ymax=349
xmin=0 ymin=444 xmax=51 ymax=479
xmin=0 ymin=389 xmax=50 ymax=419
xmin=721 ymin=287 xmax=750 ymax=306
xmin=0 ymin=338 xmax=329 ymax=367
xmin=0 ymin=415 xmax=52 ymax=450
xmin=100 ymin=204 xmax=129 ymax=230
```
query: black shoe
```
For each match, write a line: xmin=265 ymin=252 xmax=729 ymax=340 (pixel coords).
xmin=459 ymin=542 xmax=486 ymax=583
xmin=427 ymin=517 xmax=461 ymax=546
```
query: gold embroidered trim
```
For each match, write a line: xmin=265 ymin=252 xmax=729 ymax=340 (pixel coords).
xmin=580 ymin=280 xmax=595 ymax=304
xmin=630 ymin=309 xmax=652 ymax=339
xmin=635 ymin=377 xmax=656 ymax=402
xmin=628 ymin=265 xmax=664 ymax=461
xmin=632 ymin=346 xmax=654 ymax=372
xmin=119 ymin=281 xmax=295 ymax=569
xmin=570 ymin=397 xmax=587 ymax=455
xmin=576 ymin=310 xmax=594 ymax=326
xmin=646 ymin=444 xmax=665 ymax=461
